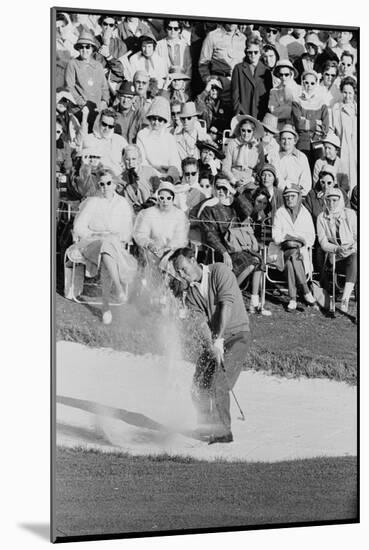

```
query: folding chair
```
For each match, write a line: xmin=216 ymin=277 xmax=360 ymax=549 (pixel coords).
xmin=222 ymin=129 xmax=231 ymax=152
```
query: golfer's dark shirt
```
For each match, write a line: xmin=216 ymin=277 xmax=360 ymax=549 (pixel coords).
xmin=186 ymin=263 xmax=250 ymax=337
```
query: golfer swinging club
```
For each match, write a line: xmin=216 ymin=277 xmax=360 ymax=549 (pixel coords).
xmin=170 ymin=247 xmax=250 ymax=444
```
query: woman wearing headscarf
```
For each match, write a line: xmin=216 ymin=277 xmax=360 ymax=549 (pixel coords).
xmin=136 ymin=96 xmax=181 ymax=177
xmin=291 ymin=69 xmax=330 ymax=170
xmin=317 ymin=187 xmax=356 ymax=313
xmin=72 ymin=167 xmax=137 ymax=325
xmin=332 ymin=76 xmax=357 ymax=196
xmin=257 ymin=163 xmax=283 ymax=219
xmin=272 ymin=184 xmax=316 ymax=310
xmin=268 ymin=59 xmax=301 ymax=130
xmin=222 ymin=115 xmax=265 ymax=187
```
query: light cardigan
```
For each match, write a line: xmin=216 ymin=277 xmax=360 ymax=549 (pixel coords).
xmin=73 ymin=194 xmax=134 ymax=242
xmin=133 ymin=205 xmax=189 ymax=250
xmin=316 ymin=208 xmax=357 ymax=253
xmin=82 ymin=131 xmax=127 ymax=176
xmin=156 ymin=37 xmax=192 ymax=77
xmin=136 ymin=127 xmax=182 ymax=174
xmin=272 ymin=204 xmax=315 ymax=274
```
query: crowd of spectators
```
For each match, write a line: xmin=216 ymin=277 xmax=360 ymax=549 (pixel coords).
xmin=56 ymin=12 xmax=358 ymax=322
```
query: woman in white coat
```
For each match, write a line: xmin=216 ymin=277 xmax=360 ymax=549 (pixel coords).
xmin=272 ymin=183 xmax=316 ymax=310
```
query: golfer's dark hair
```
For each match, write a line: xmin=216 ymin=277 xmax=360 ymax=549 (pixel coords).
xmin=170 ymin=246 xmax=196 ymax=267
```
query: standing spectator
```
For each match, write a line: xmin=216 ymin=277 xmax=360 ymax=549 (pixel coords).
xmin=197 ymin=140 xmax=225 ymax=176
xmin=122 ymin=34 xmax=168 ymax=88
xmin=82 ymin=108 xmax=128 ymax=175
xmin=160 ymin=70 xmax=191 ymax=105
xmin=261 ymin=25 xmax=288 ymax=59
xmin=260 ymin=113 xmax=281 ymax=173
xmin=116 ymin=17 xmax=152 ymax=54
xmin=156 ymin=20 xmax=192 ymax=79
xmin=336 ymin=51 xmax=356 ymax=87
xmin=272 ymin=184 xmax=316 ymax=311
xmin=175 ymin=102 xmax=208 ymax=161
xmin=283 ymin=28 xmax=306 ymax=63
xmin=291 ymin=70 xmax=330 ymax=169
xmin=262 ymin=44 xmax=280 ymax=87
xmin=195 ymin=78 xmax=231 ymax=132
xmin=268 ymin=59 xmax=300 ymax=130
xmin=65 ymin=30 xmax=109 ymax=132
xmin=332 ymin=77 xmax=357 ymax=195
xmin=231 ymin=36 xmax=273 ymax=118
xmin=319 ymin=60 xmax=342 ymax=110
xmin=293 ymin=32 xmax=321 ymax=83
xmin=258 ymin=164 xmax=283 ymax=218
xmin=279 ymin=124 xmax=312 ymax=195
xmin=332 ymin=31 xmax=357 ymax=63
xmin=136 ymin=96 xmax=181 ymax=176
xmin=56 ymin=13 xmax=78 ymax=88
xmin=312 ymin=132 xmax=349 ymax=191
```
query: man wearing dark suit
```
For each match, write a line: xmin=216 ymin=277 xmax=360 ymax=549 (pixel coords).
xmin=231 ymin=36 xmax=273 ymax=119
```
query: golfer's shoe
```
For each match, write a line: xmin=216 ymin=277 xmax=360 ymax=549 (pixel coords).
xmin=190 ymin=428 xmax=214 ymax=442
xmin=208 ymin=432 xmax=233 ymax=445
xmin=287 ymin=299 xmax=297 ymax=311
xmin=102 ymin=310 xmax=112 ymax=325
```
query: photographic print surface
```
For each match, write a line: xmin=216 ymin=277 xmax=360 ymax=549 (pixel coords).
xmin=52 ymin=7 xmax=358 ymax=543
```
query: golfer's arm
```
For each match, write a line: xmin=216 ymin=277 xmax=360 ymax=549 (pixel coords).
xmin=213 ymin=302 xmax=232 ymax=340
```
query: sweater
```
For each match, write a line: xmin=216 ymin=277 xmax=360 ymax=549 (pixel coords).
xmin=133 ymin=205 xmax=189 ymax=250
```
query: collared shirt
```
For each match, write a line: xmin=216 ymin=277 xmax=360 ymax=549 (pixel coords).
xmin=279 ymin=148 xmax=312 ymax=195
xmin=120 ymin=51 xmax=168 ymax=88
xmin=192 ymin=264 xmax=210 ymax=298
xmin=199 ymin=27 xmax=246 ymax=70
xmin=65 ymin=57 xmax=110 ymax=106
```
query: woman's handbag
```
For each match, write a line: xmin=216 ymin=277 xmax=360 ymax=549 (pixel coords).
xmin=224 ymin=218 xmax=259 ymax=253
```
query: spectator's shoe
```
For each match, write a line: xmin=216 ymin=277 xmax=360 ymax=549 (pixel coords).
xmin=102 ymin=310 xmax=112 ymax=325
xmin=340 ymin=299 xmax=349 ymax=313
xmin=260 ymin=307 xmax=272 ymax=317
xmin=304 ymin=292 xmax=316 ymax=305
xmin=287 ymin=299 xmax=297 ymax=311
xmin=208 ymin=432 xmax=233 ymax=445
xmin=249 ymin=304 xmax=257 ymax=314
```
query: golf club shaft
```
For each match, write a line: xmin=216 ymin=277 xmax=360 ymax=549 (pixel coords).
xmin=220 ymin=360 xmax=246 ymax=421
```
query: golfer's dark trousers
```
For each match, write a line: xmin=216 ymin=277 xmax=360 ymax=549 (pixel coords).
xmin=193 ymin=331 xmax=250 ymax=435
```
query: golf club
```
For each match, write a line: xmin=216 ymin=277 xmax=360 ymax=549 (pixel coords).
xmin=220 ymin=360 xmax=246 ymax=421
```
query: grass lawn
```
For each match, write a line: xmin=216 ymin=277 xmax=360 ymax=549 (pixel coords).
xmin=54 ymin=448 xmax=357 ymax=539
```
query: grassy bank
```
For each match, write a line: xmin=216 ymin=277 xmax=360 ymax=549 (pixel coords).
xmin=55 ymin=448 xmax=357 ymax=539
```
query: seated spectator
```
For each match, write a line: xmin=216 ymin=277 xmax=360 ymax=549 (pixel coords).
xmin=195 ymin=77 xmax=231 ymax=132
xmin=114 ymin=81 xmax=138 ymax=143
xmin=198 ymin=169 xmax=214 ymax=199
xmin=175 ymin=102 xmax=209 ymax=161
xmin=94 ymin=14 xmax=127 ymax=91
xmin=156 ymin=20 xmax=192 ymax=79
xmin=258 ymin=164 xmax=283 ymax=218
xmin=198 ymin=173 xmax=259 ymax=285
xmin=268 ymin=59 xmax=301 ymax=130
xmin=133 ymin=181 xmax=189 ymax=258
xmin=160 ymin=69 xmax=191 ymax=105
xmin=312 ymin=131 xmax=349 ymax=191
xmin=56 ymin=89 xmax=81 ymax=150
xmin=272 ymin=183 xmax=316 ymax=311
xmin=118 ymin=145 xmax=160 ymax=213
xmin=65 ymin=29 xmax=109 ymax=132
xmin=197 ymin=140 xmax=224 ymax=176
xmin=56 ymin=118 xmax=73 ymax=194
xmin=279 ymin=124 xmax=312 ymax=195
xmin=136 ymin=96 xmax=181 ymax=176
xmin=56 ymin=13 xmax=78 ymax=88
xmin=116 ymin=16 xmax=152 ymax=54
xmin=260 ymin=113 xmax=281 ymax=173
xmin=317 ymin=187 xmax=357 ymax=313
xmin=82 ymin=108 xmax=128 ymax=175
xmin=222 ymin=115 xmax=265 ymax=187
xmin=73 ymin=167 xmax=137 ymax=325
xmin=69 ymin=146 xmax=103 ymax=199
xmin=231 ymin=36 xmax=273 ymax=119
xmin=350 ymin=185 xmax=357 ymax=212
xmin=291 ymin=70 xmax=330 ymax=169
xmin=332 ymin=76 xmax=357 ymax=195
xmin=174 ymin=157 xmax=205 ymax=213
xmin=169 ymin=101 xmax=183 ymax=134
xmin=122 ymin=34 xmax=167 ymax=88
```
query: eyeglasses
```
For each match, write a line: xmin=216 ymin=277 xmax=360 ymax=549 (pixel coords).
xmin=324 ymin=72 xmax=336 ymax=77
xmin=135 ymin=80 xmax=148 ymax=85
xmin=101 ymin=121 xmax=115 ymax=129
xmin=88 ymin=155 xmax=101 ymax=160
xmin=102 ymin=22 xmax=115 ymax=27
xmin=341 ymin=62 xmax=352 ymax=67
xmin=320 ymin=178 xmax=334 ymax=185
xmin=56 ymin=129 xmax=62 ymax=135
xmin=149 ymin=116 xmax=166 ymax=123
xmin=279 ymin=72 xmax=291 ymax=77
xmin=216 ymin=186 xmax=228 ymax=192
xmin=241 ymin=128 xmax=253 ymax=133
xmin=200 ymin=183 xmax=211 ymax=189
xmin=184 ymin=171 xmax=197 ymax=176
xmin=182 ymin=116 xmax=194 ymax=121
xmin=171 ymin=111 xmax=181 ymax=116
xmin=303 ymin=81 xmax=316 ymax=86
xmin=266 ymin=28 xmax=278 ymax=34
xmin=168 ymin=26 xmax=180 ymax=31
xmin=99 ymin=181 xmax=112 ymax=187
xmin=246 ymin=50 xmax=260 ymax=55
xmin=158 ymin=195 xmax=174 ymax=201
xmin=79 ymin=44 xmax=92 ymax=50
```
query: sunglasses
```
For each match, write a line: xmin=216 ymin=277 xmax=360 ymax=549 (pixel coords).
xmin=149 ymin=116 xmax=166 ymax=123
xmin=88 ymin=155 xmax=101 ymax=160
xmin=266 ymin=28 xmax=278 ymax=34
xmin=182 ymin=116 xmax=194 ymax=121
xmin=79 ymin=44 xmax=92 ymax=50
xmin=246 ymin=50 xmax=260 ymax=55
xmin=171 ymin=111 xmax=181 ymax=116
xmin=320 ymin=178 xmax=335 ymax=185
xmin=56 ymin=129 xmax=62 ymax=134
xmin=241 ymin=128 xmax=253 ymax=133
xmin=101 ymin=121 xmax=115 ymax=129
xmin=168 ymin=26 xmax=180 ymax=31
xmin=184 ymin=171 xmax=197 ymax=176
xmin=158 ymin=195 xmax=173 ymax=201
xmin=279 ymin=71 xmax=291 ymax=77
xmin=341 ymin=62 xmax=352 ymax=67
xmin=303 ymin=80 xmax=316 ymax=85
xmin=324 ymin=72 xmax=336 ymax=77
xmin=99 ymin=181 xmax=112 ymax=187
xmin=216 ymin=186 xmax=228 ymax=192
xmin=135 ymin=80 xmax=148 ymax=85
xmin=200 ymin=183 xmax=211 ymax=188
xmin=102 ymin=22 xmax=115 ymax=27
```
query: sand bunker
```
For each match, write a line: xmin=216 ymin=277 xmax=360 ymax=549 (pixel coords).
xmin=56 ymin=341 xmax=356 ymax=462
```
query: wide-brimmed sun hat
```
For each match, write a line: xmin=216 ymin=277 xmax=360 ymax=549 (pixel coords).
xmin=74 ymin=30 xmax=99 ymax=51
xmin=197 ymin=140 xmax=225 ymax=160
xmin=179 ymin=102 xmax=201 ymax=118
xmin=261 ymin=113 xmax=279 ymax=134
xmin=273 ymin=59 xmax=299 ymax=79
xmin=280 ymin=123 xmax=298 ymax=139
xmin=146 ymin=96 xmax=171 ymax=123
xmin=320 ymin=131 xmax=341 ymax=149
xmin=231 ymin=114 xmax=264 ymax=139
xmin=157 ymin=180 xmax=176 ymax=196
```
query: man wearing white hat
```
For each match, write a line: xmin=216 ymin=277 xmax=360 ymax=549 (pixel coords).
xmin=312 ymin=131 xmax=349 ymax=191
xmin=279 ymin=124 xmax=312 ymax=196
xmin=175 ymin=102 xmax=209 ymax=161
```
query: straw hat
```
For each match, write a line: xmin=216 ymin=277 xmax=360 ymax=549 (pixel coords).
xmin=321 ymin=131 xmax=341 ymax=149
xmin=261 ymin=113 xmax=279 ymax=135
xmin=231 ymin=114 xmax=264 ymax=139
xmin=74 ymin=30 xmax=98 ymax=51
xmin=273 ymin=59 xmax=299 ymax=79
xmin=146 ymin=96 xmax=171 ymax=123
xmin=283 ymin=183 xmax=302 ymax=195
xmin=179 ymin=102 xmax=201 ymax=118
xmin=280 ymin=123 xmax=298 ymax=139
